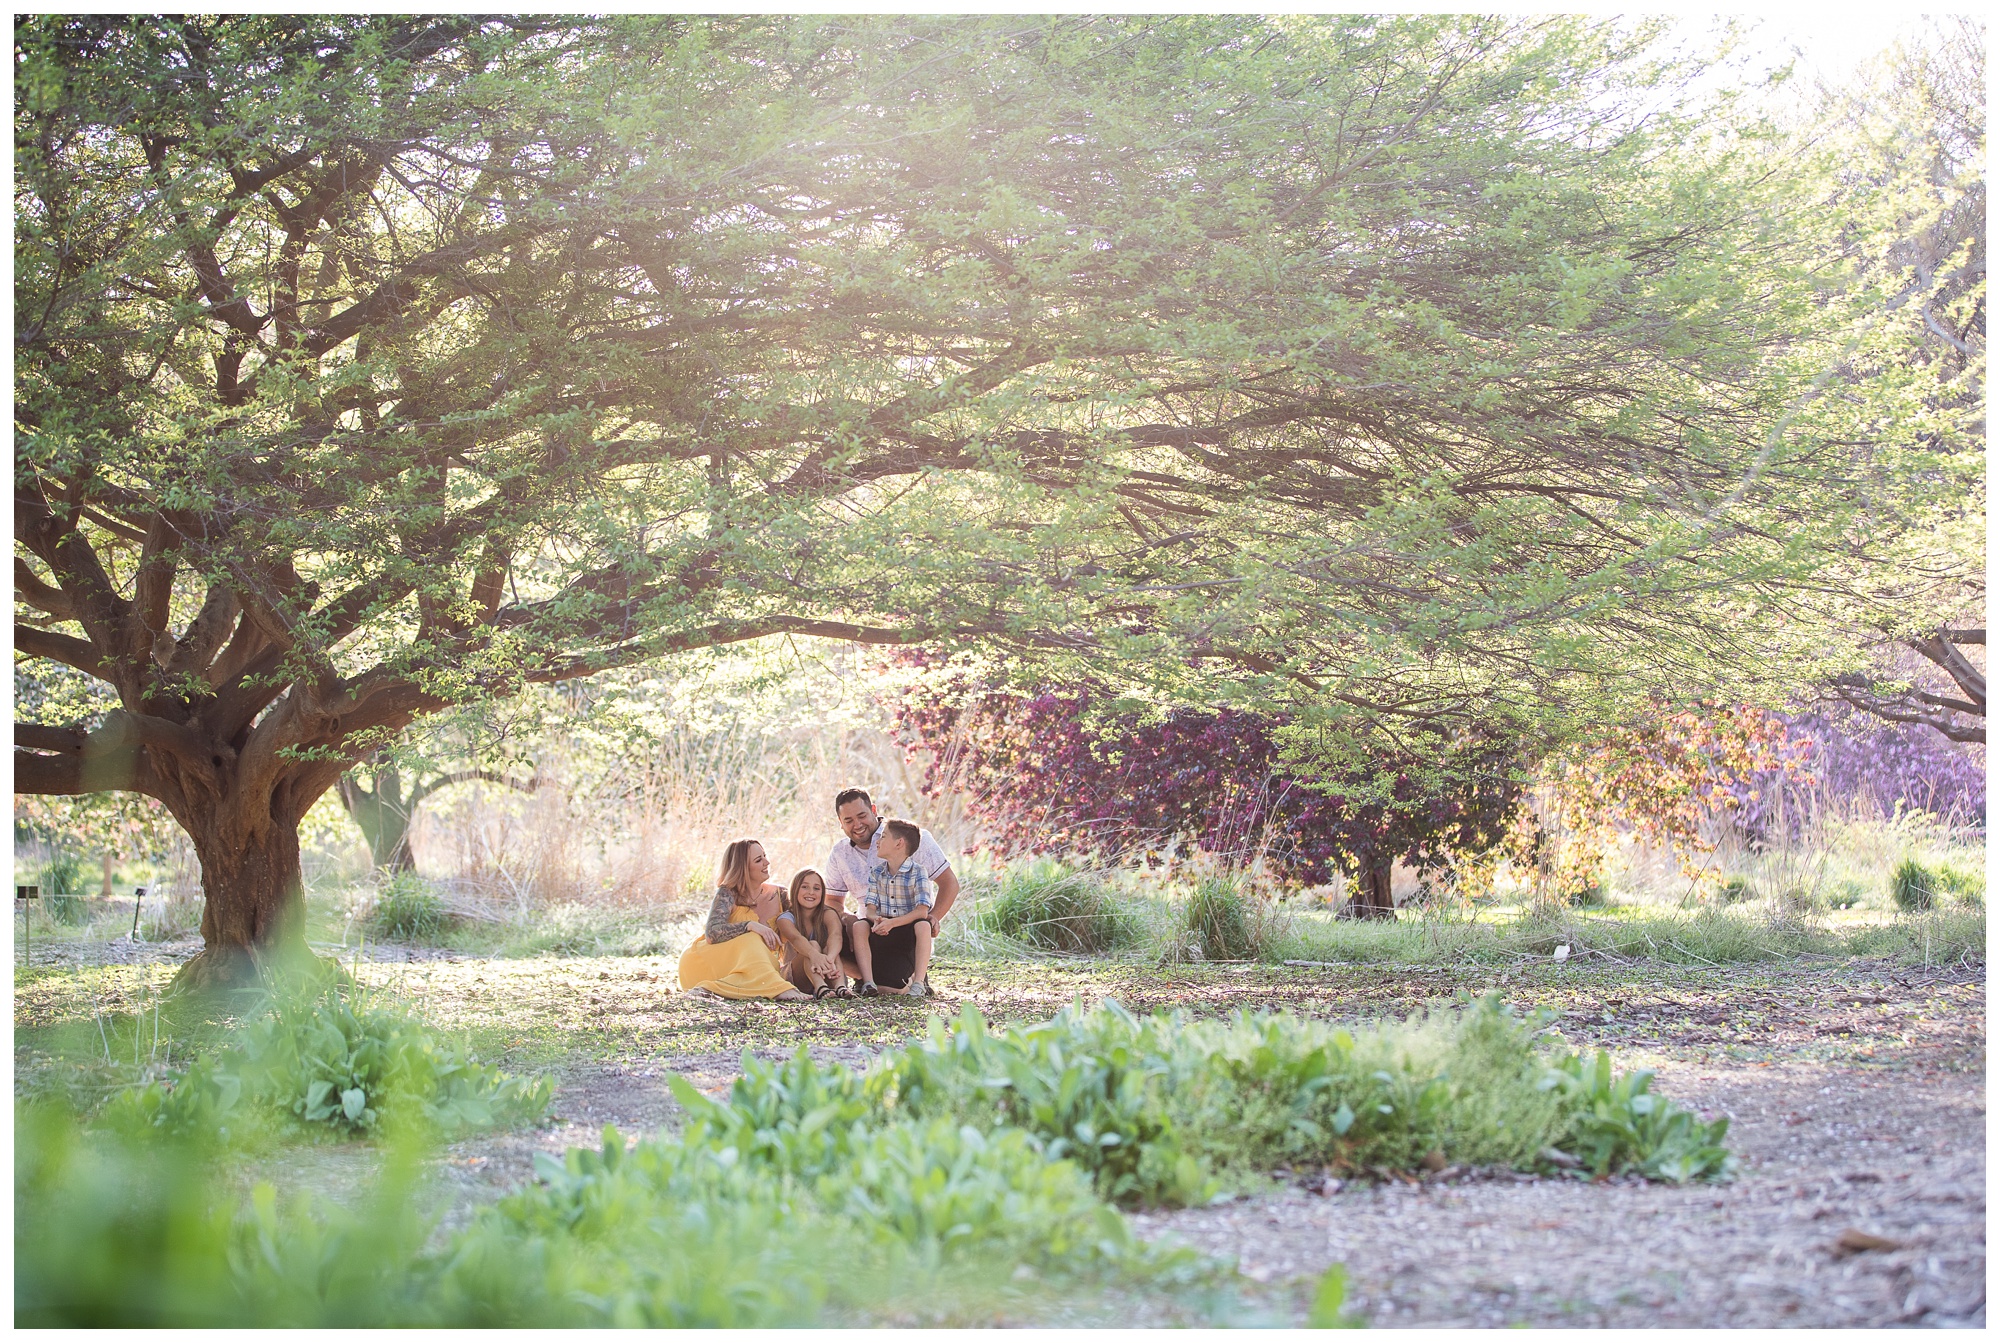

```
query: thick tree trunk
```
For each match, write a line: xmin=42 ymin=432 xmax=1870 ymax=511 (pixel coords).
xmin=171 ymin=808 xmax=313 ymax=992
xmin=1342 ymin=857 xmax=1398 ymax=920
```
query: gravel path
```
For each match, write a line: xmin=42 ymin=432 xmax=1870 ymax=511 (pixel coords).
xmin=1127 ymin=1059 xmax=1985 ymax=1327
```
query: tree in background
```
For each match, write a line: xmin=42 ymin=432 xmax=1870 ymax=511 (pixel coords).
xmin=14 ymin=16 xmax=1940 ymax=981
xmin=1810 ymin=19 xmax=1985 ymax=743
xmin=336 ymin=751 xmax=539 ymax=874
xmin=893 ymin=661 xmax=1522 ymax=918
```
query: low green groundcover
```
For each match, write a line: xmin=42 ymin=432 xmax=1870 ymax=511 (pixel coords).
xmin=18 ymin=993 xmax=1729 ymax=1326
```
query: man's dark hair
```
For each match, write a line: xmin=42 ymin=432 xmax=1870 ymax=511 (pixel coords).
xmin=881 ymin=818 xmax=921 ymax=853
xmin=833 ymin=787 xmax=874 ymax=812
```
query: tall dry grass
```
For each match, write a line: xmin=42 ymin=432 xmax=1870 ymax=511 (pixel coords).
xmin=406 ymin=723 xmax=981 ymax=922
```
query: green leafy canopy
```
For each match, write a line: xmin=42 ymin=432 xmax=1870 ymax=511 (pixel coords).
xmin=15 ymin=15 xmax=1954 ymax=843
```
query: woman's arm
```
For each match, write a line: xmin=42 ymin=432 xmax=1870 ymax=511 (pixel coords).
xmin=703 ymin=887 xmax=750 ymax=943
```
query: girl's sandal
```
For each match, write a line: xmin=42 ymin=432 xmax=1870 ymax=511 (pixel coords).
xmin=813 ymin=984 xmax=835 ymax=1000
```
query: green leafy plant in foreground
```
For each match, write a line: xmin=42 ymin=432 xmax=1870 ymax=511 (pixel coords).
xmin=1308 ymin=1263 xmax=1366 ymax=1328
xmin=14 ymin=1104 xmax=434 ymax=1327
xmin=731 ymin=995 xmax=1732 ymax=1209
xmin=102 ymin=984 xmax=551 ymax=1141
xmin=23 ymin=994 xmax=1728 ymax=1326
xmin=1549 ymin=1050 xmax=1736 ymax=1183
xmin=19 ymin=1092 xmax=1207 ymax=1327
xmin=887 ymin=1002 xmax=1218 ymax=1207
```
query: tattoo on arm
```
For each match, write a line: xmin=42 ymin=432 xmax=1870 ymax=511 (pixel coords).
xmin=704 ymin=887 xmax=749 ymax=942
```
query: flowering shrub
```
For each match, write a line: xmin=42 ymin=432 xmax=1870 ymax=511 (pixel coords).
xmin=888 ymin=660 xmax=1523 ymax=897
xmin=1533 ymin=705 xmax=1812 ymax=887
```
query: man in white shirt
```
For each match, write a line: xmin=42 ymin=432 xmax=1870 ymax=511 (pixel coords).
xmin=822 ymin=789 xmax=959 ymax=975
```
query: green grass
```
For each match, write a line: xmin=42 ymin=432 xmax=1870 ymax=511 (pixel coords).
xmin=1843 ymin=905 xmax=1985 ymax=966
xmin=463 ymin=902 xmax=688 ymax=958
xmin=1267 ymin=902 xmax=1983 ymax=969
xmin=1886 ymin=857 xmax=1977 ymax=913
xmin=323 ymin=883 xmax=696 ymax=960
xmin=371 ymin=874 xmax=454 ymax=941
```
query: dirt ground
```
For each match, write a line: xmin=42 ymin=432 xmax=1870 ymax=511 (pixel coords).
xmin=14 ymin=939 xmax=1985 ymax=1327
xmin=1129 ymin=1059 xmax=1984 ymax=1327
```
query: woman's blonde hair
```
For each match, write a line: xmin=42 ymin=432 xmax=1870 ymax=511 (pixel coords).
xmin=717 ymin=839 xmax=762 ymax=903
xmin=786 ymin=868 xmax=834 ymax=946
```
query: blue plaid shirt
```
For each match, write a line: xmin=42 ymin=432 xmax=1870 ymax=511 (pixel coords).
xmin=865 ymin=857 xmax=935 ymax=920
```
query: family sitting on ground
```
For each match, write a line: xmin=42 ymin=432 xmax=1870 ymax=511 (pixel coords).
xmin=676 ymin=788 xmax=959 ymax=1002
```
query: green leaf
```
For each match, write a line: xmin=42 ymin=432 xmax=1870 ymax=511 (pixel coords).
xmin=1308 ymin=1263 xmax=1363 ymax=1328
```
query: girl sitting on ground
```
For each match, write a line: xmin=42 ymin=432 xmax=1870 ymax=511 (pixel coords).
xmin=677 ymin=838 xmax=811 ymax=1002
xmin=777 ymin=868 xmax=846 ymax=998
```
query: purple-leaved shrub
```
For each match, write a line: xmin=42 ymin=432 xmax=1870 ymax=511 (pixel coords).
xmin=1725 ymin=708 xmax=1985 ymax=839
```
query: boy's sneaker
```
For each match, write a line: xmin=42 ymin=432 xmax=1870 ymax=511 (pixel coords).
xmin=905 ymin=979 xmax=927 ymax=1000
xmin=859 ymin=981 xmax=880 ymax=997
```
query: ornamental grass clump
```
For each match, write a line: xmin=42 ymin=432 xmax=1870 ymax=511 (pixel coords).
xmin=1889 ymin=858 xmax=1940 ymax=911
xmin=38 ymin=853 xmax=91 ymax=925
xmin=1182 ymin=874 xmax=1260 ymax=960
xmin=371 ymin=874 xmax=454 ymax=942
xmin=980 ymin=860 xmax=1136 ymax=955
xmin=1935 ymin=863 xmax=1984 ymax=905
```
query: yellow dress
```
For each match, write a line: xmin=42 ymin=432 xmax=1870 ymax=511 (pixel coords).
xmin=678 ymin=904 xmax=793 ymax=999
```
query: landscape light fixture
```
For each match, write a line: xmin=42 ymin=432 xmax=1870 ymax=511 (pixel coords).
xmin=17 ymin=884 xmax=39 ymax=965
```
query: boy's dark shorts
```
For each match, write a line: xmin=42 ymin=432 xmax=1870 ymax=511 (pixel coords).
xmin=855 ymin=917 xmax=931 ymax=989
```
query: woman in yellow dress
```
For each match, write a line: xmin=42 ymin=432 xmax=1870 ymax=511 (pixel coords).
xmin=678 ymin=838 xmax=810 ymax=1001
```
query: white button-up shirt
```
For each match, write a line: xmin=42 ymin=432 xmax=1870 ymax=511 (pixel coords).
xmin=824 ymin=821 xmax=950 ymax=913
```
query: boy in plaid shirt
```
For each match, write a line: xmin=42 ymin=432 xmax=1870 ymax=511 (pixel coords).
xmin=855 ymin=819 xmax=934 ymax=998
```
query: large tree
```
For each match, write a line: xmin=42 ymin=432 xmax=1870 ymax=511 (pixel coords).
xmin=1810 ymin=20 xmax=1986 ymax=744
xmin=16 ymin=15 xmax=1910 ymax=982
